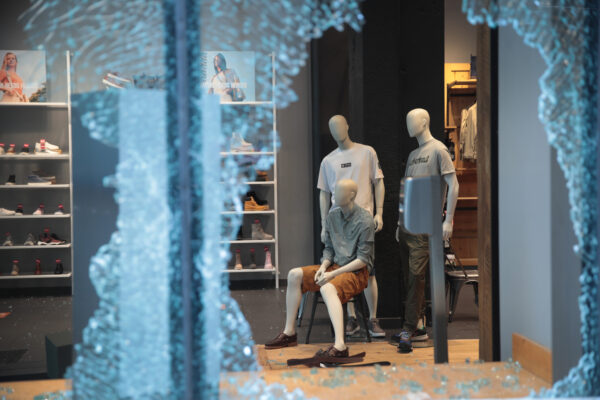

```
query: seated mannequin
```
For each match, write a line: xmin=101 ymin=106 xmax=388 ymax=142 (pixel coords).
xmin=265 ymin=179 xmax=375 ymax=357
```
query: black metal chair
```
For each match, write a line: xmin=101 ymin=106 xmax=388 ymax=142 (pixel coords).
xmin=304 ymin=291 xmax=372 ymax=344
xmin=445 ymin=243 xmax=479 ymax=322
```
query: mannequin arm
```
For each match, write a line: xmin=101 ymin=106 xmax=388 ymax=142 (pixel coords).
xmin=373 ymin=178 xmax=385 ymax=232
xmin=316 ymin=258 xmax=366 ymax=286
xmin=443 ymin=172 xmax=459 ymax=241
xmin=319 ymin=190 xmax=331 ymax=243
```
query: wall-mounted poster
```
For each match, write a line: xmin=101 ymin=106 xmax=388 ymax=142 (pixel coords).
xmin=0 ymin=50 xmax=47 ymax=103
xmin=201 ymin=51 xmax=255 ymax=103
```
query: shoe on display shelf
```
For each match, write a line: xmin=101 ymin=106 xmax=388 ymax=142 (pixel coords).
xmin=2 ymin=233 xmax=13 ymax=246
xmin=5 ymin=174 xmax=15 ymax=185
xmin=6 ymin=144 xmax=15 ymax=155
xmin=34 ymin=140 xmax=62 ymax=156
xmin=236 ymin=226 xmax=244 ymax=240
xmin=49 ymin=233 xmax=67 ymax=245
xmin=264 ymin=247 xmax=273 ymax=269
xmin=0 ymin=208 xmax=15 ymax=216
xmin=34 ymin=259 xmax=42 ymax=275
xmin=246 ymin=191 xmax=268 ymax=205
xmin=24 ymin=233 xmax=36 ymax=246
xmin=234 ymin=249 xmax=243 ymax=270
xmin=54 ymin=204 xmax=66 ymax=215
xmin=19 ymin=144 xmax=30 ymax=155
xmin=32 ymin=170 xmax=56 ymax=184
xmin=33 ymin=204 xmax=45 ymax=215
xmin=230 ymin=132 xmax=254 ymax=153
xmin=345 ymin=316 xmax=359 ymax=336
xmin=0 ymin=143 xmax=4 ymax=155
xmin=37 ymin=228 xmax=51 ymax=245
xmin=244 ymin=196 xmax=269 ymax=211
xmin=27 ymin=174 xmax=53 ymax=186
xmin=15 ymin=204 xmax=24 ymax=215
xmin=255 ymin=170 xmax=269 ymax=182
xmin=251 ymin=219 xmax=273 ymax=240
xmin=11 ymin=260 xmax=19 ymax=276
xmin=54 ymin=259 xmax=64 ymax=275
xmin=249 ymin=248 xmax=257 ymax=269
xmin=367 ymin=318 xmax=386 ymax=338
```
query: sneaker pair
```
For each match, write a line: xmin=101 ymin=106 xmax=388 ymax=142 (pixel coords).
xmin=35 ymin=140 xmax=62 ymax=155
xmin=233 ymin=247 xmax=273 ymax=270
xmin=345 ymin=317 xmax=386 ymax=338
xmin=2 ymin=233 xmax=36 ymax=246
xmin=32 ymin=204 xmax=66 ymax=215
xmin=37 ymin=228 xmax=67 ymax=245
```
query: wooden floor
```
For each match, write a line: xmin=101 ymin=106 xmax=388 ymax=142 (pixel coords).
xmin=0 ymin=340 xmax=551 ymax=399
xmin=257 ymin=339 xmax=480 ymax=370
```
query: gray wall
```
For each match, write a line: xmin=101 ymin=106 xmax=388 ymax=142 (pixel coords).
xmin=498 ymin=26 xmax=581 ymax=380
xmin=276 ymin=64 xmax=315 ymax=276
xmin=445 ymin=0 xmax=477 ymax=63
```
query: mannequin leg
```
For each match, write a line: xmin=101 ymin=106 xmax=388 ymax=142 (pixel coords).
xmin=365 ymin=276 xmax=378 ymax=319
xmin=283 ymin=268 xmax=304 ymax=336
xmin=320 ymin=283 xmax=346 ymax=351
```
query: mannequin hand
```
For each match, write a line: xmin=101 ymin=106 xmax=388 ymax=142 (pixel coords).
xmin=442 ymin=220 xmax=453 ymax=241
xmin=395 ymin=226 xmax=401 ymax=243
xmin=314 ymin=266 xmax=326 ymax=283
xmin=316 ymin=271 xmax=334 ymax=286
xmin=320 ymin=226 xmax=326 ymax=243
xmin=374 ymin=215 xmax=383 ymax=232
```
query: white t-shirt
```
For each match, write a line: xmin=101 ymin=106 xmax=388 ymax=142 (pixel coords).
xmin=317 ymin=143 xmax=384 ymax=215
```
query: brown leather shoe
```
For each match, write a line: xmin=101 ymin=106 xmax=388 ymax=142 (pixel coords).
xmin=265 ymin=332 xmax=298 ymax=349
xmin=315 ymin=344 xmax=349 ymax=358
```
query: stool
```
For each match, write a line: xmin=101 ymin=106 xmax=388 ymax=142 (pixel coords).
xmin=305 ymin=291 xmax=372 ymax=344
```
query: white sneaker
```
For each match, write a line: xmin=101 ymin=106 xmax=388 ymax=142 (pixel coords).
xmin=54 ymin=204 xmax=66 ymax=215
xmin=24 ymin=233 xmax=35 ymax=246
xmin=0 ymin=143 xmax=4 ymax=155
xmin=0 ymin=208 xmax=15 ymax=216
xmin=33 ymin=204 xmax=45 ymax=215
xmin=230 ymin=132 xmax=254 ymax=153
xmin=35 ymin=140 xmax=62 ymax=155
xmin=3 ymin=233 xmax=13 ymax=246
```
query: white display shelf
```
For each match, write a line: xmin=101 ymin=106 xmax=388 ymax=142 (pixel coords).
xmin=220 ymin=101 xmax=273 ymax=106
xmin=0 ymin=185 xmax=70 ymax=190
xmin=221 ymin=210 xmax=274 ymax=215
xmin=223 ymin=268 xmax=276 ymax=273
xmin=0 ymin=154 xmax=69 ymax=160
xmin=0 ymin=102 xmax=68 ymax=108
xmin=0 ymin=214 xmax=71 ymax=219
xmin=0 ymin=273 xmax=72 ymax=280
xmin=222 ymin=239 xmax=276 ymax=244
xmin=220 ymin=181 xmax=275 ymax=185
xmin=220 ymin=151 xmax=274 ymax=156
xmin=0 ymin=244 xmax=71 ymax=250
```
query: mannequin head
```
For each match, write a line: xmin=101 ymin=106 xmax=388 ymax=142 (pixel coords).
xmin=333 ymin=179 xmax=358 ymax=208
xmin=328 ymin=115 xmax=350 ymax=143
xmin=406 ymin=108 xmax=430 ymax=138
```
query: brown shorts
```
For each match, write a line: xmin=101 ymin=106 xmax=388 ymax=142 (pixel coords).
xmin=300 ymin=264 xmax=369 ymax=304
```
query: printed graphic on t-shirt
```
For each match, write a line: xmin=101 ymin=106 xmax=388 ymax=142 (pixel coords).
xmin=341 ymin=162 xmax=351 ymax=168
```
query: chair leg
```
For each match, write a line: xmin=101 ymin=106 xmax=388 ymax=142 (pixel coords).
xmin=448 ymin=280 xmax=465 ymax=323
xmin=358 ymin=293 xmax=372 ymax=342
xmin=297 ymin=292 xmax=308 ymax=327
xmin=305 ymin=292 xmax=319 ymax=344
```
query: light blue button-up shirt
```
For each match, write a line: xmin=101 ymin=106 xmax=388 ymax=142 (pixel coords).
xmin=321 ymin=204 xmax=375 ymax=273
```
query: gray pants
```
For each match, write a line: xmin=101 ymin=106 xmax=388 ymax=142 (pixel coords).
xmin=400 ymin=230 xmax=429 ymax=334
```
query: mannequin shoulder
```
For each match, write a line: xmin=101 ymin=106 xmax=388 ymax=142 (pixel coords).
xmin=322 ymin=148 xmax=340 ymax=161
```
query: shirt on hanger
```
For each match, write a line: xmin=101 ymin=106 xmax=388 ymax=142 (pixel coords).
xmin=317 ymin=143 xmax=384 ymax=216
xmin=460 ymin=102 xmax=477 ymax=161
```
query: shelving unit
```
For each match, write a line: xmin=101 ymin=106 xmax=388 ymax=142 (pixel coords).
xmin=0 ymin=51 xmax=74 ymax=285
xmin=222 ymin=53 xmax=279 ymax=288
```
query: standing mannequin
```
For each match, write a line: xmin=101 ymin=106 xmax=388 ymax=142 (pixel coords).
xmin=265 ymin=179 xmax=375 ymax=356
xmin=395 ymin=108 xmax=459 ymax=353
xmin=317 ymin=115 xmax=386 ymax=337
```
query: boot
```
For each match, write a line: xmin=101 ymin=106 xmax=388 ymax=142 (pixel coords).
xmin=54 ymin=259 xmax=64 ymax=274
xmin=264 ymin=247 xmax=273 ymax=269
xmin=230 ymin=132 xmax=254 ymax=153
xmin=255 ymin=170 xmax=269 ymax=182
xmin=249 ymin=248 xmax=257 ymax=269
xmin=34 ymin=259 xmax=42 ymax=275
xmin=244 ymin=196 xmax=269 ymax=211
xmin=251 ymin=219 xmax=273 ymax=240
xmin=11 ymin=260 xmax=19 ymax=276
xmin=234 ymin=249 xmax=243 ymax=270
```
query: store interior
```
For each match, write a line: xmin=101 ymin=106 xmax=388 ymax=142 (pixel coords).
xmin=0 ymin=0 xmax=589 ymax=397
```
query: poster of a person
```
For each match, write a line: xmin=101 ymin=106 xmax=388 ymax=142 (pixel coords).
xmin=202 ymin=51 xmax=255 ymax=103
xmin=0 ymin=50 xmax=47 ymax=103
